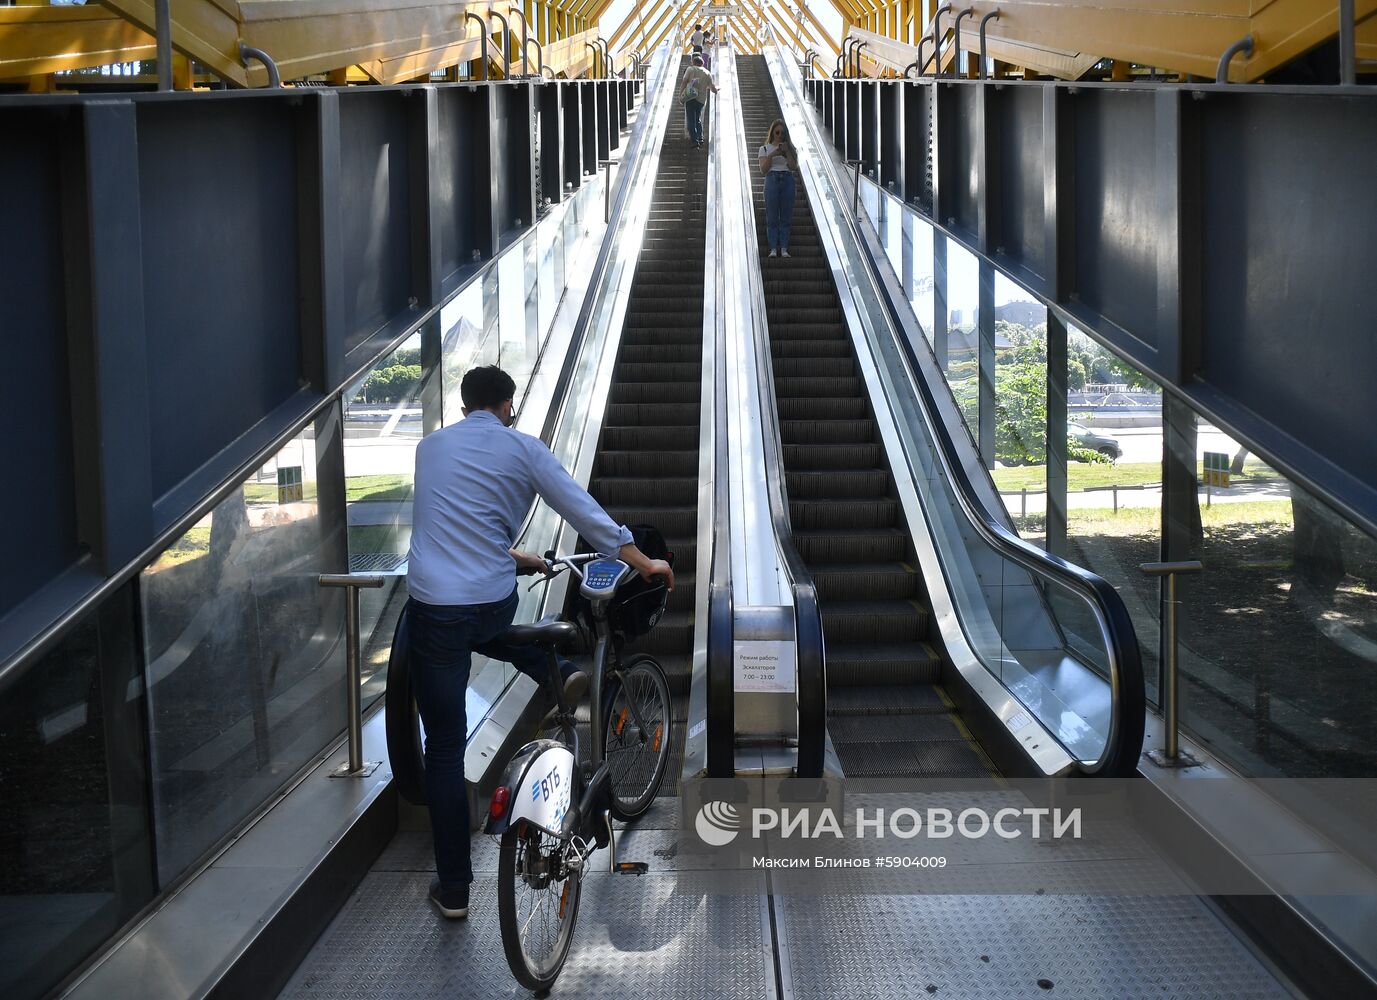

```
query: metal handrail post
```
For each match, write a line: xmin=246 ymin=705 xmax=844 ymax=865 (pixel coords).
xmin=239 ymin=43 xmax=282 ymax=88
xmin=525 ymin=37 xmax=544 ymax=76
xmin=952 ymin=7 xmax=975 ymax=77
xmin=852 ymin=41 xmax=869 ymax=78
xmin=155 ymin=0 xmax=172 ymax=90
xmin=1340 ymin=0 xmax=1357 ymax=85
xmin=466 ymin=11 xmax=490 ymax=82
xmin=598 ymin=157 xmax=616 ymax=222
xmin=318 ymin=573 xmax=386 ymax=776
xmin=1140 ymin=560 xmax=1203 ymax=766
xmin=978 ymin=9 xmax=1000 ymax=78
xmin=846 ymin=157 xmax=864 ymax=213
xmin=586 ymin=41 xmax=600 ymax=78
xmin=1215 ymin=34 xmax=1254 ymax=84
xmin=510 ymin=6 xmax=530 ymax=75
xmin=490 ymin=11 xmax=514 ymax=79
xmin=932 ymin=4 xmax=953 ymax=77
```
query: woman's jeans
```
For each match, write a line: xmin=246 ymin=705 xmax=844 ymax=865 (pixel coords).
xmin=764 ymin=170 xmax=796 ymax=250
xmin=407 ymin=590 xmax=569 ymax=889
xmin=685 ymin=99 xmax=705 ymax=144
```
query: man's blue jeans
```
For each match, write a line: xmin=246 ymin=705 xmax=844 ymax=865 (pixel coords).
xmin=407 ymin=590 xmax=568 ymax=889
xmin=685 ymin=99 xmax=705 ymax=145
xmin=764 ymin=170 xmax=796 ymax=251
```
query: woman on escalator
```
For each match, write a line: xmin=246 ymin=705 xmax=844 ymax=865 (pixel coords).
xmin=759 ymin=119 xmax=799 ymax=258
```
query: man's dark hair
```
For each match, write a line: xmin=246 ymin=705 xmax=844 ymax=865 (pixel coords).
xmin=460 ymin=365 xmax=516 ymax=411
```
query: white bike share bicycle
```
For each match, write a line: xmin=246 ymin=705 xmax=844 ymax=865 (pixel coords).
xmin=484 ymin=549 xmax=674 ymax=993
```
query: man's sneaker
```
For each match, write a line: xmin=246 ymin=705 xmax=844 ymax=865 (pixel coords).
xmin=768 ymin=248 xmax=778 ymax=258
xmin=781 ymin=249 xmax=792 ymax=258
xmin=429 ymin=878 xmax=469 ymax=919
xmin=562 ymin=669 xmax=590 ymax=707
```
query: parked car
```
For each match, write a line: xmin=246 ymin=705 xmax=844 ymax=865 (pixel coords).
xmin=1069 ymin=422 xmax=1122 ymax=461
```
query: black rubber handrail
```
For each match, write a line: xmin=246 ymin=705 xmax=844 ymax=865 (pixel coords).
xmin=706 ymin=148 xmax=735 ymax=778
xmin=767 ymin=44 xmax=1144 ymax=777
xmin=726 ymin=52 xmax=828 ymax=779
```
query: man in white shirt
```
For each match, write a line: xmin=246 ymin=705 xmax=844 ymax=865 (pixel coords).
xmin=679 ymin=55 xmax=718 ymax=149
xmin=407 ymin=365 xmax=673 ymax=919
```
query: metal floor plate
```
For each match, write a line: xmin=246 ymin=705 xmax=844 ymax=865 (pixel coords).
xmin=283 ymin=806 xmax=1293 ymax=1000
xmin=774 ymin=891 xmax=1293 ymax=1000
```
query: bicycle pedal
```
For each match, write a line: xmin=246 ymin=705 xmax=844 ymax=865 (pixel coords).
xmin=614 ymin=861 xmax=650 ymax=876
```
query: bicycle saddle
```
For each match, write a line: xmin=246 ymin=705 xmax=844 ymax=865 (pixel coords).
xmin=504 ymin=615 xmax=580 ymax=650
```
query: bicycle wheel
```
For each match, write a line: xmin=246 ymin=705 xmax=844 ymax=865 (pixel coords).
xmin=603 ymin=654 xmax=672 ymax=820
xmin=498 ymin=820 xmax=581 ymax=993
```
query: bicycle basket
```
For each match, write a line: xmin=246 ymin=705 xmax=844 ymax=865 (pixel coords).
xmin=570 ymin=524 xmax=674 ymax=640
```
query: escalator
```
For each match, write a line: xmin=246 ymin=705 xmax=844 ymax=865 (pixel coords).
xmin=581 ymin=56 xmax=705 ymax=792
xmin=737 ymin=54 xmax=992 ymax=780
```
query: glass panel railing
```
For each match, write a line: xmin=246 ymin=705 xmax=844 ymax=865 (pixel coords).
xmin=763 ymin=41 xmax=1144 ymax=775
xmin=141 ymin=414 xmax=345 ymax=885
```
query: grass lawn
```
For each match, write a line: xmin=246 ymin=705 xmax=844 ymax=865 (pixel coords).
xmin=991 ymin=460 xmax=1280 ymax=494
xmin=148 ymin=526 xmax=212 ymax=569
xmin=241 ymin=474 xmax=411 ymax=504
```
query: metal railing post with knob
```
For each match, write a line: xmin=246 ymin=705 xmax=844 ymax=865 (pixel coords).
xmin=318 ymin=573 xmax=387 ymax=777
xmin=1140 ymin=560 xmax=1203 ymax=767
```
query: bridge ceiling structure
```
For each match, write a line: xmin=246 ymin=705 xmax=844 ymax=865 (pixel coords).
xmin=5 ymin=0 xmax=1371 ymax=90
xmin=3 ymin=0 xmax=625 ymax=89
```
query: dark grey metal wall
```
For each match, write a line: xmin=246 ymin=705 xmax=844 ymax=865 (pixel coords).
xmin=0 ymin=78 xmax=625 ymax=673
xmin=806 ymin=76 xmax=1377 ymax=537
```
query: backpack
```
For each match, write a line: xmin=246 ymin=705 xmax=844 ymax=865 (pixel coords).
xmin=682 ymin=76 xmax=700 ymax=103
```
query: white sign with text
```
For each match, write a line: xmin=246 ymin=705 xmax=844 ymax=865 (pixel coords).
xmin=734 ymin=640 xmax=796 ymax=693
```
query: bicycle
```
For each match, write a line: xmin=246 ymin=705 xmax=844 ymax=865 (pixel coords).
xmin=484 ymin=550 xmax=675 ymax=994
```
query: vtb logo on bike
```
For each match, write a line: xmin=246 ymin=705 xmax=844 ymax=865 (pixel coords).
xmin=531 ymin=764 xmax=561 ymax=802
xmin=695 ymin=801 xmax=741 ymax=846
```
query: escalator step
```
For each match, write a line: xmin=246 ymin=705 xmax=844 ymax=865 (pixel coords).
xmin=601 ymin=426 xmax=698 ymax=450
xmin=821 ymin=600 xmax=930 ymax=643
xmin=771 ymin=339 xmax=853 ymax=359
xmin=615 ymin=362 xmax=702 ymax=382
xmin=835 ymin=739 xmax=992 ymax=778
xmin=776 ymin=397 xmax=869 ymax=420
xmin=783 ymin=442 xmax=882 ymax=470
xmin=828 ymin=685 xmax=949 ymax=716
xmin=824 ymin=642 xmax=942 ymax=686
xmin=591 ymin=476 xmax=698 ymax=505
xmin=828 ymin=714 xmax=967 ymax=745
xmin=610 ymin=380 xmax=699 ymax=404
xmin=604 ymin=402 xmax=700 ymax=425
xmin=620 ymin=344 xmax=701 ymax=364
xmin=780 ymin=419 xmax=875 ymax=445
xmin=790 ymin=497 xmax=897 ymax=530
xmin=775 ymin=376 xmax=863 ymax=396
xmin=810 ymin=562 xmax=919 ymax=601
xmin=772 ymin=358 xmax=855 ymax=378
xmin=622 ymin=326 xmax=701 ymax=345
xmin=597 ymin=450 xmax=697 ymax=477
xmin=794 ymin=527 xmax=906 ymax=563
xmin=786 ymin=468 xmax=889 ymax=497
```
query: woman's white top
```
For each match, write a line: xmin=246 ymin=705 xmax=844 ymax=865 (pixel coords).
xmin=759 ymin=144 xmax=792 ymax=172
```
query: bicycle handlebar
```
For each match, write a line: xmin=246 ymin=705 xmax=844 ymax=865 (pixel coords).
xmin=520 ymin=551 xmax=613 ymax=589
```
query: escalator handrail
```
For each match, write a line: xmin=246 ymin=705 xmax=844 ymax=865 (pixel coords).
xmin=720 ymin=50 xmax=828 ymax=778
xmin=762 ymin=37 xmax=1145 ymax=777
xmin=705 ymin=60 xmax=736 ymax=778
